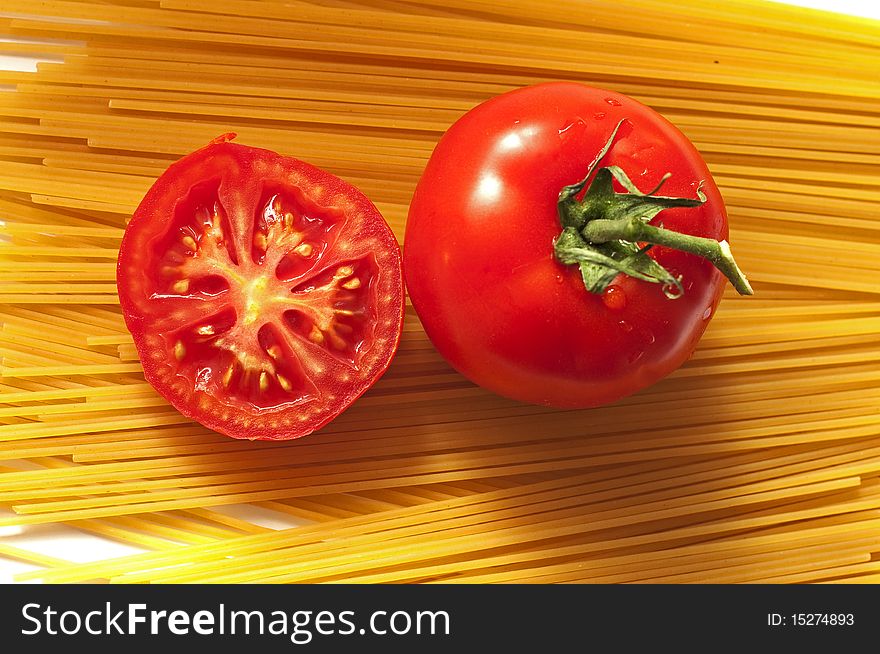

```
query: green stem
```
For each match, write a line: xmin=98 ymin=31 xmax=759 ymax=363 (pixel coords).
xmin=554 ymin=119 xmax=753 ymax=299
xmin=581 ymin=217 xmax=753 ymax=296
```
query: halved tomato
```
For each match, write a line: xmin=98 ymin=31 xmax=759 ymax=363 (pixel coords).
xmin=117 ymin=135 xmax=404 ymax=440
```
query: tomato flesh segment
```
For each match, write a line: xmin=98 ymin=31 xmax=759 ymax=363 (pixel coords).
xmin=149 ymin=187 xmax=376 ymax=411
xmin=284 ymin=257 xmax=376 ymax=367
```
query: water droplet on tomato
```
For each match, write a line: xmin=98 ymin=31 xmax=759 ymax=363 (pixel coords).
xmin=641 ymin=329 xmax=655 ymax=345
xmin=555 ymin=274 xmax=564 ymax=284
xmin=702 ymin=306 xmax=712 ymax=320
xmin=195 ymin=367 xmax=212 ymax=391
xmin=593 ymin=112 xmax=606 ymax=120
xmin=604 ymin=97 xmax=622 ymax=106
xmin=558 ymin=116 xmax=585 ymax=138
xmin=628 ymin=350 xmax=644 ymax=364
xmin=602 ymin=285 xmax=626 ymax=311
xmin=618 ymin=320 xmax=633 ymax=333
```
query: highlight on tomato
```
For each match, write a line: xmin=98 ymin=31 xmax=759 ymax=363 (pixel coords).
xmin=404 ymin=82 xmax=752 ymax=409
xmin=118 ymin=135 xmax=404 ymax=440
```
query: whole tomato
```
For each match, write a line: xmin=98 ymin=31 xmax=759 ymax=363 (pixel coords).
xmin=404 ymin=82 xmax=750 ymax=408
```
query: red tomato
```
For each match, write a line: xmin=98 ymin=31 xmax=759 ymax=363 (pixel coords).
xmin=118 ymin=136 xmax=404 ymax=440
xmin=404 ymin=82 xmax=749 ymax=408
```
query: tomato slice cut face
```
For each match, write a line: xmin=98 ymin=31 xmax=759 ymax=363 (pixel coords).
xmin=118 ymin=138 xmax=404 ymax=440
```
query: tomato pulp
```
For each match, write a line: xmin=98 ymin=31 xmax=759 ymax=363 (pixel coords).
xmin=118 ymin=137 xmax=404 ymax=440
xmin=405 ymin=82 xmax=749 ymax=408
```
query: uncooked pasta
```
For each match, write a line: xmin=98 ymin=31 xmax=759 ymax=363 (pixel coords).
xmin=0 ymin=0 xmax=878 ymax=583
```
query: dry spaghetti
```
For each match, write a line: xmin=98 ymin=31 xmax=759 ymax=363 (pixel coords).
xmin=0 ymin=0 xmax=879 ymax=583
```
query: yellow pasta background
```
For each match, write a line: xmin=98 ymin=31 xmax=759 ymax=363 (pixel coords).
xmin=0 ymin=0 xmax=878 ymax=583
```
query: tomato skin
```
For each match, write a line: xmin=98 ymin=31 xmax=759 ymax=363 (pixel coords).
xmin=404 ymin=82 xmax=726 ymax=408
xmin=118 ymin=139 xmax=404 ymax=440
